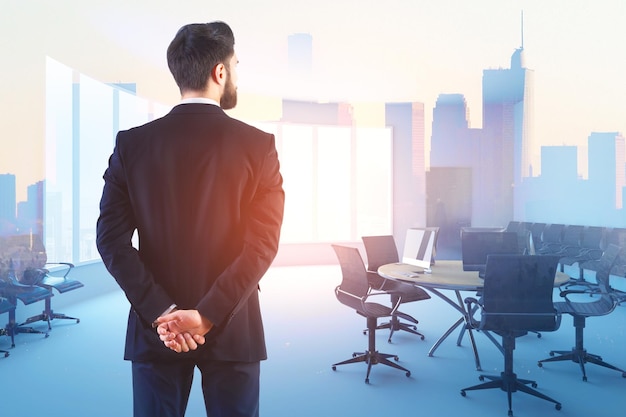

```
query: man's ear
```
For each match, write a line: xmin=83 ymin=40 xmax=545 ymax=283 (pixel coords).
xmin=212 ymin=63 xmax=227 ymax=87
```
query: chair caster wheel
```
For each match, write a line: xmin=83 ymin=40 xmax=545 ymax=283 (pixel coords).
xmin=406 ymin=371 xmax=411 ymax=377
xmin=479 ymin=375 xmax=485 ymax=381
xmin=507 ymin=410 xmax=513 ymax=416
xmin=3 ymin=352 xmax=8 ymax=358
xmin=622 ymin=372 xmax=626 ymax=378
xmin=76 ymin=319 xmax=80 ymax=324
xmin=582 ymin=376 xmax=587 ymax=382
xmin=332 ymin=366 xmax=336 ymax=371
xmin=420 ymin=335 xmax=425 ymax=340
xmin=531 ymin=382 xmax=537 ymax=388
xmin=537 ymin=362 xmax=543 ymax=368
xmin=44 ymin=333 xmax=49 ymax=338
xmin=536 ymin=333 xmax=542 ymax=338
xmin=549 ymin=351 xmax=555 ymax=357
xmin=393 ymin=356 xmax=399 ymax=361
xmin=460 ymin=390 xmax=466 ymax=397
xmin=556 ymin=403 xmax=562 ymax=410
xmin=365 ymin=378 xmax=370 ymax=384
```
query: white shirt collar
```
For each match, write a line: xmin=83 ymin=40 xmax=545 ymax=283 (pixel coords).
xmin=179 ymin=97 xmax=220 ymax=107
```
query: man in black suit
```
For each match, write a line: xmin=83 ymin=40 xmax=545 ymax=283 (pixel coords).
xmin=96 ymin=21 xmax=284 ymax=417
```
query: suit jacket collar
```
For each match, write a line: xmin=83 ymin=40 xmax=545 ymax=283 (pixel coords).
xmin=170 ymin=103 xmax=227 ymax=116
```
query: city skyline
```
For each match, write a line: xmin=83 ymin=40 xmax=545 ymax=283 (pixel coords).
xmin=3 ymin=1 xmax=625 ymax=198
xmin=1 ymin=1 xmax=625 ymax=235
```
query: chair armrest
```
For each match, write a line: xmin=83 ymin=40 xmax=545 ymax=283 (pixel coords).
xmin=44 ymin=262 xmax=74 ymax=279
xmin=365 ymin=290 xmax=403 ymax=314
xmin=559 ymin=286 xmax=606 ymax=304
xmin=464 ymin=296 xmax=482 ymax=329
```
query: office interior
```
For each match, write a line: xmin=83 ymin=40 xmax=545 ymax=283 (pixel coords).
xmin=2 ymin=2 xmax=626 ymax=417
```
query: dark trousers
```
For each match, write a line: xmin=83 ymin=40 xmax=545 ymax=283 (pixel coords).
xmin=132 ymin=359 xmax=260 ymax=417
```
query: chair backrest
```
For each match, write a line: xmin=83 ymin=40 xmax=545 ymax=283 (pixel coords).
xmin=461 ymin=231 xmax=519 ymax=273
xmin=480 ymin=254 xmax=561 ymax=332
xmin=361 ymin=235 xmax=399 ymax=271
xmin=0 ymin=234 xmax=47 ymax=285
xmin=505 ymin=221 xmax=522 ymax=233
xmin=541 ymin=223 xmax=565 ymax=245
xmin=580 ymin=226 xmax=604 ymax=250
xmin=332 ymin=245 xmax=371 ymax=312
xmin=593 ymin=244 xmax=621 ymax=292
xmin=361 ymin=235 xmax=398 ymax=289
xmin=560 ymin=225 xmax=584 ymax=247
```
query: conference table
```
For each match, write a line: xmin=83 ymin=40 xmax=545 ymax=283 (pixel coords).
xmin=378 ymin=260 xmax=570 ymax=371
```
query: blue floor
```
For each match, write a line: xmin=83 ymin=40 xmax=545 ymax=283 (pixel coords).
xmin=1 ymin=262 xmax=625 ymax=417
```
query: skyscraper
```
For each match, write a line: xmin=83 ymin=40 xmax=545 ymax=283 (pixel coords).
xmin=0 ymin=173 xmax=17 ymax=234
xmin=588 ymin=132 xmax=626 ymax=211
xmin=482 ymin=47 xmax=534 ymax=223
xmin=430 ymin=46 xmax=534 ymax=228
xmin=386 ymin=102 xmax=426 ymax=239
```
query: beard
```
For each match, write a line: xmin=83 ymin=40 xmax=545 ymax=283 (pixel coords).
xmin=220 ymin=71 xmax=237 ymax=110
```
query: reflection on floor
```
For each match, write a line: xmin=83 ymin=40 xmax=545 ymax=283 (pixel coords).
xmin=1 ymin=264 xmax=625 ymax=417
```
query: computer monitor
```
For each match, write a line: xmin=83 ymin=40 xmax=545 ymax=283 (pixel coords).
xmin=461 ymin=231 xmax=519 ymax=277
xmin=402 ymin=228 xmax=436 ymax=271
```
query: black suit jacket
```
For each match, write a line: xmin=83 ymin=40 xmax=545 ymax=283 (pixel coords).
xmin=96 ymin=103 xmax=284 ymax=362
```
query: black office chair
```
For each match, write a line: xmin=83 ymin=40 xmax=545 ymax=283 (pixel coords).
xmin=538 ymin=244 xmax=626 ymax=381
xmin=461 ymin=254 xmax=563 ymax=416
xmin=10 ymin=234 xmax=83 ymax=329
xmin=536 ymin=223 xmax=565 ymax=255
xmin=330 ymin=244 xmax=411 ymax=384
xmin=0 ymin=260 xmax=52 ymax=346
xmin=559 ymin=226 xmax=603 ymax=265
xmin=361 ymin=235 xmax=431 ymax=342
xmin=0 ymin=296 xmax=16 ymax=357
xmin=19 ymin=262 xmax=84 ymax=329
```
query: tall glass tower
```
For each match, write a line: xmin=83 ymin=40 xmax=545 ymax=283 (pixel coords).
xmin=482 ymin=47 xmax=534 ymax=223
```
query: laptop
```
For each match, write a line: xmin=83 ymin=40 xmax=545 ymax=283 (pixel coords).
xmin=461 ymin=231 xmax=519 ymax=277
xmin=402 ymin=228 xmax=436 ymax=272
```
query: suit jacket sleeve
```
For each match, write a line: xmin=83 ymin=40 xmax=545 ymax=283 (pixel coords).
xmin=96 ymin=133 xmax=175 ymax=324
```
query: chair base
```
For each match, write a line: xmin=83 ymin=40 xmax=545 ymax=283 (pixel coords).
xmin=332 ymin=349 xmax=411 ymax=384
xmin=372 ymin=312 xmax=425 ymax=342
xmin=537 ymin=315 xmax=626 ymax=381
xmin=538 ymin=348 xmax=626 ymax=381
xmin=4 ymin=305 xmax=50 ymax=348
xmin=461 ymin=371 xmax=561 ymax=416
xmin=20 ymin=297 xmax=80 ymax=330
xmin=4 ymin=322 xmax=49 ymax=348
xmin=336 ymin=316 xmax=411 ymax=383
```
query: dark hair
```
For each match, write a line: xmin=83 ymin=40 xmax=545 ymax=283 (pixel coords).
xmin=166 ymin=21 xmax=235 ymax=93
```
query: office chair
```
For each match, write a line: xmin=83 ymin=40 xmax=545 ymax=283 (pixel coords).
xmin=0 ymin=296 xmax=16 ymax=357
xmin=330 ymin=244 xmax=411 ymax=384
xmin=538 ymin=244 xmax=626 ymax=381
xmin=361 ymin=235 xmax=431 ymax=342
xmin=536 ymin=223 xmax=565 ymax=255
xmin=461 ymin=254 xmax=563 ymax=416
xmin=19 ymin=262 xmax=84 ymax=329
xmin=12 ymin=234 xmax=83 ymax=329
xmin=0 ymin=260 xmax=52 ymax=346
xmin=558 ymin=226 xmax=603 ymax=276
